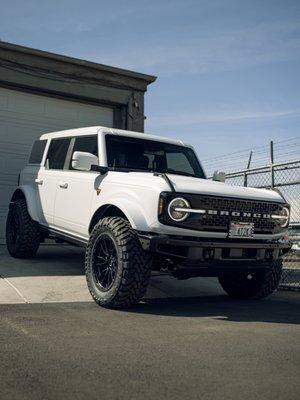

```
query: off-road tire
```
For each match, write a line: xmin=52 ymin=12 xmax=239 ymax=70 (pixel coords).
xmin=6 ymin=199 xmax=41 ymax=258
xmin=85 ymin=217 xmax=152 ymax=309
xmin=218 ymin=260 xmax=283 ymax=299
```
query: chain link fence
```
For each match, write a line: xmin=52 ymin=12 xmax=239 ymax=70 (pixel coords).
xmin=224 ymin=156 xmax=300 ymax=291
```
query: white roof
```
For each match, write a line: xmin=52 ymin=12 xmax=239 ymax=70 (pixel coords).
xmin=40 ymin=126 xmax=100 ymax=139
xmin=39 ymin=126 xmax=188 ymax=147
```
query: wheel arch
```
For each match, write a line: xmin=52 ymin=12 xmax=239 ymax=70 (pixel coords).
xmin=10 ymin=186 xmax=39 ymax=222
xmin=89 ymin=204 xmax=128 ymax=233
xmin=11 ymin=188 xmax=26 ymax=201
xmin=89 ymin=200 xmax=149 ymax=234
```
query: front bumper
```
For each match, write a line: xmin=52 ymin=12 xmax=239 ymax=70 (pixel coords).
xmin=138 ymin=233 xmax=292 ymax=274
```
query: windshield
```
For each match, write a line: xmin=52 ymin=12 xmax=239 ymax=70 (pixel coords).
xmin=105 ymin=134 xmax=205 ymax=178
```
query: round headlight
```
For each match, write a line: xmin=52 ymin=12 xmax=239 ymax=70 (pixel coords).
xmin=168 ymin=198 xmax=190 ymax=222
xmin=271 ymin=206 xmax=290 ymax=228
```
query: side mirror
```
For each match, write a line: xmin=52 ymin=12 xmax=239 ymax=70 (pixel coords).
xmin=213 ymin=170 xmax=226 ymax=183
xmin=72 ymin=151 xmax=99 ymax=171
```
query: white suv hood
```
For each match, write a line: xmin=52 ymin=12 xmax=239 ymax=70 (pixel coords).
xmin=167 ymin=174 xmax=284 ymax=203
xmin=108 ymin=171 xmax=284 ymax=203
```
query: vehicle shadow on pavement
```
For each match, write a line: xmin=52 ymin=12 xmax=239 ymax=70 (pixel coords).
xmin=0 ymin=245 xmax=85 ymax=277
xmin=128 ymin=293 xmax=300 ymax=325
xmin=1 ymin=244 xmax=299 ymax=327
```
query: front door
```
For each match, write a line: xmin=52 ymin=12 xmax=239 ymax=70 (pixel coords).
xmin=53 ymin=135 xmax=99 ymax=238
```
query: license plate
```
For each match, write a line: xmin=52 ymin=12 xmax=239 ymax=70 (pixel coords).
xmin=229 ymin=222 xmax=254 ymax=238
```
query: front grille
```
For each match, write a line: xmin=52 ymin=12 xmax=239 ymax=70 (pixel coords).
xmin=160 ymin=193 xmax=286 ymax=234
xmin=191 ymin=196 xmax=281 ymax=234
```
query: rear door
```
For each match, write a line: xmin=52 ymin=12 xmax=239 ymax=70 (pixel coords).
xmin=53 ymin=135 xmax=100 ymax=237
xmin=37 ymin=137 xmax=71 ymax=225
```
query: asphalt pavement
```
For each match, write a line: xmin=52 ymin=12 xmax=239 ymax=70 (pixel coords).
xmin=0 ymin=245 xmax=299 ymax=400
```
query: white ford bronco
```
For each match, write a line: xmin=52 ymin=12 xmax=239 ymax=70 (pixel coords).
xmin=6 ymin=126 xmax=291 ymax=308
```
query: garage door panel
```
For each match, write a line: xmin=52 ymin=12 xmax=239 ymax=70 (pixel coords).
xmin=0 ymin=182 xmax=17 ymax=235
xmin=0 ymin=86 xmax=114 ymax=242
xmin=0 ymin=182 xmax=17 ymax=206
xmin=45 ymin=101 xmax=80 ymax=121
xmin=0 ymin=90 xmax=9 ymax=108
xmin=0 ymin=206 xmax=8 ymax=230
xmin=0 ymin=112 xmax=80 ymax=138
xmin=13 ymin=92 xmax=45 ymax=115
xmin=0 ymin=149 xmax=28 ymax=217
xmin=0 ymin=144 xmax=28 ymax=176
xmin=78 ymin=107 xmax=113 ymax=126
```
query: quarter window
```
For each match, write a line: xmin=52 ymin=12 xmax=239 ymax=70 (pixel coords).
xmin=29 ymin=140 xmax=47 ymax=164
xmin=45 ymin=138 xmax=71 ymax=170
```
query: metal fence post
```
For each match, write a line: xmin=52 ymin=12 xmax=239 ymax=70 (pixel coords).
xmin=270 ymin=141 xmax=275 ymax=188
xmin=244 ymin=151 xmax=252 ymax=187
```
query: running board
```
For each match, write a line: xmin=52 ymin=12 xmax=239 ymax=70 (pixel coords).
xmin=40 ymin=226 xmax=88 ymax=247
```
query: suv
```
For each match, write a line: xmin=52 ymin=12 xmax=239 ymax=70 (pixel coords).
xmin=6 ymin=126 xmax=291 ymax=308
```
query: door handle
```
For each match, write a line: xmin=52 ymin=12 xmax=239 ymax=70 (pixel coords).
xmin=35 ymin=178 xmax=43 ymax=185
xmin=58 ymin=181 xmax=68 ymax=189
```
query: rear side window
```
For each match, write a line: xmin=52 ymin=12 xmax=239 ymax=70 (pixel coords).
xmin=46 ymin=138 xmax=71 ymax=170
xmin=69 ymin=135 xmax=98 ymax=170
xmin=29 ymin=140 xmax=47 ymax=164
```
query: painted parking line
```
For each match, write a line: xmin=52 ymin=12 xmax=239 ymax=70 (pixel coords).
xmin=0 ymin=278 xmax=25 ymax=304
xmin=0 ymin=274 xmax=29 ymax=303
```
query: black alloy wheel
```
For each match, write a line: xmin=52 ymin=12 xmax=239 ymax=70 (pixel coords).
xmin=92 ymin=233 xmax=118 ymax=291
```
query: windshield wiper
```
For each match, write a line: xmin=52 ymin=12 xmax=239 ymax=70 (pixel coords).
xmin=153 ymin=172 xmax=175 ymax=192
xmin=111 ymin=167 xmax=153 ymax=173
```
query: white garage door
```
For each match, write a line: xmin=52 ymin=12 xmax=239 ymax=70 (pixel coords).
xmin=0 ymin=87 xmax=114 ymax=242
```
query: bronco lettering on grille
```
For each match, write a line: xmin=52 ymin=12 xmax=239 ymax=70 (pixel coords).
xmin=205 ymin=210 xmax=271 ymax=219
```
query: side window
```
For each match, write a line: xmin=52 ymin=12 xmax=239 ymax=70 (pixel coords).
xmin=29 ymin=140 xmax=47 ymax=164
xmin=45 ymin=138 xmax=71 ymax=170
xmin=69 ymin=135 xmax=98 ymax=170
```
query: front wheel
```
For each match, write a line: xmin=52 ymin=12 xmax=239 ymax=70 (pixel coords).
xmin=218 ymin=260 xmax=283 ymax=299
xmin=85 ymin=217 xmax=152 ymax=309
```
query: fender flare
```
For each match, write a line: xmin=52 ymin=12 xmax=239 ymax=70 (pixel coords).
xmin=111 ymin=198 xmax=149 ymax=230
xmin=90 ymin=197 xmax=150 ymax=232
xmin=10 ymin=186 xmax=39 ymax=222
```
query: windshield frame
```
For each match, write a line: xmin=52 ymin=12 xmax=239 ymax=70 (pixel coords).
xmin=104 ymin=134 xmax=206 ymax=179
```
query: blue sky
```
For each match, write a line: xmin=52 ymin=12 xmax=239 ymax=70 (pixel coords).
xmin=1 ymin=0 xmax=300 ymax=172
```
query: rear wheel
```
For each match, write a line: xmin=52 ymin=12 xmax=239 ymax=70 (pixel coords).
xmin=6 ymin=199 xmax=41 ymax=258
xmin=85 ymin=217 xmax=152 ymax=309
xmin=218 ymin=260 xmax=283 ymax=299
